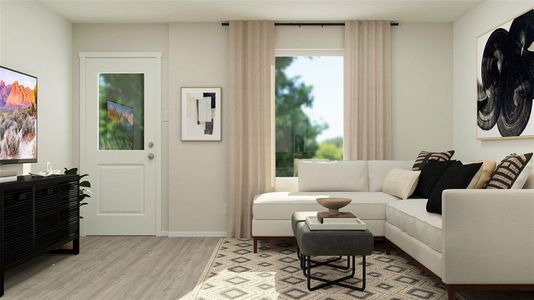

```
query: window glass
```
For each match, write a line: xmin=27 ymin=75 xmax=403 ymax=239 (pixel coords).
xmin=275 ymin=56 xmax=343 ymax=177
xmin=98 ymin=73 xmax=144 ymax=150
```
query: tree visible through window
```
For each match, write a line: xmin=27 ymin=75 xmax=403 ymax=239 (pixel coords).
xmin=275 ymin=56 xmax=343 ymax=177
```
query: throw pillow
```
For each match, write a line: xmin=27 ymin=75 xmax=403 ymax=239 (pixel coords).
xmin=466 ymin=160 xmax=497 ymax=189
xmin=382 ymin=169 xmax=421 ymax=200
xmin=426 ymin=161 xmax=483 ymax=214
xmin=485 ymin=153 xmax=533 ymax=189
xmin=412 ymin=150 xmax=455 ymax=171
xmin=413 ymin=160 xmax=454 ymax=198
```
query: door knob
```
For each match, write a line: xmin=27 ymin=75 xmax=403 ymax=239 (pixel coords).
xmin=148 ymin=153 xmax=155 ymax=160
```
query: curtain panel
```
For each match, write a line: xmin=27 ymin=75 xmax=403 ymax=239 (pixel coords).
xmin=344 ymin=20 xmax=392 ymax=160
xmin=228 ymin=21 xmax=276 ymax=238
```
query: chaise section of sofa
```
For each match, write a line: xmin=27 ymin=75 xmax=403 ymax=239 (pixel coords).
xmin=252 ymin=160 xmax=413 ymax=252
xmin=385 ymin=199 xmax=443 ymax=277
xmin=253 ymin=191 xmax=398 ymax=237
xmin=384 ymin=172 xmax=534 ymax=299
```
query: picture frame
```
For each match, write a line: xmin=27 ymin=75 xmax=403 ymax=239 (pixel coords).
xmin=476 ymin=9 xmax=534 ymax=140
xmin=181 ymin=87 xmax=222 ymax=141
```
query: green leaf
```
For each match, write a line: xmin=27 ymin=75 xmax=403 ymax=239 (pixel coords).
xmin=79 ymin=194 xmax=91 ymax=201
xmin=79 ymin=174 xmax=89 ymax=180
xmin=80 ymin=202 xmax=88 ymax=206
xmin=80 ymin=181 xmax=91 ymax=188
xmin=64 ymin=168 xmax=78 ymax=175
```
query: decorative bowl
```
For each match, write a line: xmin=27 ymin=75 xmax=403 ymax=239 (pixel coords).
xmin=316 ymin=197 xmax=352 ymax=216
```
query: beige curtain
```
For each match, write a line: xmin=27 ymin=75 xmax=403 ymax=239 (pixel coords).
xmin=228 ymin=21 xmax=275 ymax=238
xmin=344 ymin=21 xmax=392 ymax=160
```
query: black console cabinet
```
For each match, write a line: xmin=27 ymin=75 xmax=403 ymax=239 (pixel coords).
xmin=0 ymin=175 xmax=80 ymax=296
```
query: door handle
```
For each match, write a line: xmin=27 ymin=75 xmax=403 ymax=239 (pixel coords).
xmin=148 ymin=153 xmax=155 ymax=160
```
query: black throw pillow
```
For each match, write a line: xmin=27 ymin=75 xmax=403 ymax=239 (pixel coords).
xmin=414 ymin=160 xmax=454 ymax=198
xmin=426 ymin=161 xmax=483 ymax=214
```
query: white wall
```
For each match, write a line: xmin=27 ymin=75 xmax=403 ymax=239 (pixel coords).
xmin=72 ymin=23 xmax=170 ymax=230
xmin=167 ymin=23 xmax=229 ymax=236
xmin=392 ymin=23 xmax=453 ymax=159
xmin=453 ymin=2 xmax=533 ymax=161
xmin=276 ymin=26 xmax=344 ymax=50
xmin=1 ymin=1 xmax=72 ymax=173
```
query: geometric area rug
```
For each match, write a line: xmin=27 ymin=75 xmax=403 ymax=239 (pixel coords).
xmin=190 ymin=239 xmax=449 ymax=299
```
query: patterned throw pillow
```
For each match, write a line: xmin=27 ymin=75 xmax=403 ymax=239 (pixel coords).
xmin=412 ymin=150 xmax=455 ymax=171
xmin=485 ymin=153 xmax=533 ymax=189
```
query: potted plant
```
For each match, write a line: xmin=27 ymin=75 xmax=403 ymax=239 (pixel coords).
xmin=59 ymin=168 xmax=91 ymax=250
xmin=64 ymin=168 xmax=91 ymax=214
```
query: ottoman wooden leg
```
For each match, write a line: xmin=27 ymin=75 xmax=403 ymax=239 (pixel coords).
xmin=305 ymin=255 xmax=366 ymax=291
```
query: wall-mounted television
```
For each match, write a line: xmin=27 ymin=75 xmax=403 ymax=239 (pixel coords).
xmin=0 ymin=66 xmax=37 ymax=164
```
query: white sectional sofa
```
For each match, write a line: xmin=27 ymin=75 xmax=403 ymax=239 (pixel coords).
xmin=252 ymin=160 xmax=534 ymax=299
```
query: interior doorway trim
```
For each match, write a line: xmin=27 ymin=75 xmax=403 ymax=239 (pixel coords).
xmin=79 ymin=51 xmax=163 ymax=236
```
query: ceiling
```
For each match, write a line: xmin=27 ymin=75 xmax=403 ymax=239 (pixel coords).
xmin=37 ymin=0 xmax=484 ymax=23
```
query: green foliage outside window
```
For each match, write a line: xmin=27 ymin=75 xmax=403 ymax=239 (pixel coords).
xmin=315 ymin=137 xmax=343 ymax=160
xmin=275 ymin=57 xmax=343 ymax=177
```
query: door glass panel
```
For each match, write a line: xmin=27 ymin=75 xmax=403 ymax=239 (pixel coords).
xmin=98 ymin=73 xmax=144 ymax=150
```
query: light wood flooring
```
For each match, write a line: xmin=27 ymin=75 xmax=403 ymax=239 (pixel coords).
xmin=4 ymin=236 xmax=219 ymax=300
xmin=3 ymin=236 xmax=533 ymax=300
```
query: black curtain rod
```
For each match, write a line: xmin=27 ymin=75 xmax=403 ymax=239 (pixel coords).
xmin=221 ymin=22 xmax=399 ymax=27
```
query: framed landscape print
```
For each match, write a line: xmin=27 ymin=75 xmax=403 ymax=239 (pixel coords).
xmin=477 ymin=9 xmax=534 ymax=140
xmin=181 ymin=87 xmax=222 ymax=141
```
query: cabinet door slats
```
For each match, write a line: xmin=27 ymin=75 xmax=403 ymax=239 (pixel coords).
xmin=1 ymin=176 xmax=79 ymax=268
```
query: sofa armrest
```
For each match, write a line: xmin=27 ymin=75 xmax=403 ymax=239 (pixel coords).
xmin=442 ymin=189 xmax=534 ymax=284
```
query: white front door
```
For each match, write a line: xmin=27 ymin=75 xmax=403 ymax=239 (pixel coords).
xmin=80 ymin=53 xmax=161 ymax=235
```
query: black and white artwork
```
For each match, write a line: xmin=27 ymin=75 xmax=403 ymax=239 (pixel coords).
xmin=477 ymin=9 xmax=534 ymax=139
xmin=181 ymin=87 xmax=221 ymax=141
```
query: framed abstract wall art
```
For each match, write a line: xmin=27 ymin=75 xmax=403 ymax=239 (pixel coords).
xmin=477 ymin=9 xmax=534 ymax=140
xmin=181 ymin=87 xmax=222 ymax=141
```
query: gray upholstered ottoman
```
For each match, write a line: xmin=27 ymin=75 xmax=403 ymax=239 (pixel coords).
xmin=291 ymin=212 xmax=374 ymax=291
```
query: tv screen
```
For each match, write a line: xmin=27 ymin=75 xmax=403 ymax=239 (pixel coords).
xmin=0 ymin=66 xmax=37 ymax=163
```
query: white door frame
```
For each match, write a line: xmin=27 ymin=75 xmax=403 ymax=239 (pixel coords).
xmin=79 ymin=52 xmax=162 ymax=236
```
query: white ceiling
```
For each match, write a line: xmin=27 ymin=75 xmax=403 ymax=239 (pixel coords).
xmin=37 ymin=0 xmax=484 ymax=23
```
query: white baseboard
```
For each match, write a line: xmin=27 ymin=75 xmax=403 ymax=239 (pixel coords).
xmin=161 ymin=230 xmax=227 ymax=237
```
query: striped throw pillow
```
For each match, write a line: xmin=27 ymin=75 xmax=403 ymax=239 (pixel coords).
xmin=412 ymin=150 xmax=455 ymax=171
xmin=485 ymin=153 xmax=533 ymax=189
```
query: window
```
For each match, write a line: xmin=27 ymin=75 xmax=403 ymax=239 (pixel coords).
xmin=275 ymin=56 xmax=344 ymax=177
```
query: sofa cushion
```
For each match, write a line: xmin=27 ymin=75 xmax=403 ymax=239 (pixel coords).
xmin=414 ymin=160 xmax=454 ymax=198
xmin=412 ymin=150 xmax=455 ymax=171
xmin=382 ymin=169 xmax=421 ymax=200
xmin=485 ymin=153 xmax=533 ymax=189
xmin=298 ymin=160 xmax=368 ymax=192
xmin=367 ymin=160 xmax=413 ymax=192
xmin=426 ymin=161 xmax=482 ymax=214
xmin=386 ymin=199 xmax=443 ymax=253
xmin=253 ymin=191 xmax=398 ymax=220
xmin=467 ymin=160 xmax=496 ymax=189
